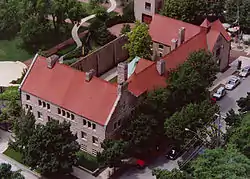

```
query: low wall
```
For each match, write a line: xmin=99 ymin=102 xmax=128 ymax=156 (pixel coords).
xmin=70 ymin=35 xmax=129 ymax=76
xmin=43 ymin=31 xmax=88 ymax=57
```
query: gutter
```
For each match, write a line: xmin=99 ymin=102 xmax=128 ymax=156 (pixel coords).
xmin=19 ymin=53 xmax=39 ymax=92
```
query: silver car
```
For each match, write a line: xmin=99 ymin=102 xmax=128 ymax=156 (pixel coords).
xmin=239 ymin=66 xmax=250 ymax=77
xmin=225 ymin=76 xmax=241 ymax=90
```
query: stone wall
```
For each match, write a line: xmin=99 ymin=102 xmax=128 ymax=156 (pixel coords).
xmin=21 ymin=90 xmax=105 ymax=156
xmin=71 ymin=35 xmax=129 ymax=76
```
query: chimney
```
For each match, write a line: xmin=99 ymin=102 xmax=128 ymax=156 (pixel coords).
xmin=117 ymin=81 xmax=128 ymax=94
xmin=117 ymin=62 xmax=128 ymax=84
xmin=156 ymin=59 xmax=165 ymax=76
xmin=178 ymin=27 xmax=185 ymax=46
xmin=171 ymin=38 xmax=178 ymax=51
xmin=46 ymin=55 xmax=59 ymax=69
xmin=85 ymin=69 xmax=96 ymax=82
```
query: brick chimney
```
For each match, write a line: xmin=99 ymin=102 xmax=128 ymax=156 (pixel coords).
xmin=117 ymin=81 xmax=128 ymax=94
xmin=85 ymin=69 xmax=96 ymax=82
xmin=117 ymin=62 xmax=128 ymax=84
xmin=171 ymin=38 xmax=178 ymax=51
xmin=156 ymin=59 xmax=165 ymax=76
xmin=178 ymin=27 xmax=185 ymax=46
xmin=46 ymin=55 xmax=59 ymax=69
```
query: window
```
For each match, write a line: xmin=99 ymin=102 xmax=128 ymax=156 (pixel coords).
xmin=159 ymin=52 xmax=163 ymax=57
xmin=216 ymin=48 xmax=221 ymax=57
xmin=48 ymin=116 xmax=52 ymax=121
xmin=26 ymin=94 xmax=30 ymax=101
xmin=145 ymin=2 xmax=151 ymax=10
xmin=83 ymin=119 xmax=87 ymax=125
xmin=66 ymin=112 xmax=70 ymax=118
xmin=62 ymin=110 xmax=65 ymax=116
xmin=114 ymin=122 xmax=117 ymax=129
xmin=25 ymin=104 xmax=28 ymax=109
xmin=81 ymin=131 xmax=87 ymax=139
xmin=118 ymin=119 xmax=121 ymax=126
xmin=88 ymin=121 xmax=91 ymax=128
xmin=37 ymin=111 xmax=42 ymax=119
xmin=29 ymin=106 xmax=32 ymax=112
xmin=58 ymin=108 xmax=61 ymax=114
xmin=92 ymin=123 xmax=96 ymax=130
xmin=47 ymin=103 xmax=50 ymax=110
xmin=92 ymin=149 xmax=97 ymax=156
xmin=71 ymin=114 xmax=75 ymax=120
xmin=81 ymin=144 xmax=87 ymax=151
xmin=92 ymin=136 xmax=98 ymax=144
xmin=38 ymin=100 xmax=42 ymax=106
xmin=42 ymin=101 xmax=46 ymax=108
xmin=158 ymin=44 xmax=164 ymax=49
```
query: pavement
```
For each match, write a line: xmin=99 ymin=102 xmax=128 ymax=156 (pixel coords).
xmin=0 ymin=129 xmax=40 ymax=179
xmin=72 ymin=0 xmax=117 ymax=48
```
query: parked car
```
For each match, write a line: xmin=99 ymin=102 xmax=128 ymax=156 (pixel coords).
xmin=121 ymin=158 xmax=146 ymax=169
xmin=165 ymin=146 xmax=180 ymax=160
xmin=212 ymin=86 xmax=227 ymax=100
xmin=239 ymin=66 xmax=250 ymax=77
xmin=225 ymin=76 xmax=241 ymax=90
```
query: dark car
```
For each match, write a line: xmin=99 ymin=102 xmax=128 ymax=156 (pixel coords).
xmin=165 ymin=146 xmax=179 ymax=160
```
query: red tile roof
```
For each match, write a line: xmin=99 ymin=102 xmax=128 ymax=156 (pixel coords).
xmin=21 ymin=56 xmax=118 ymax=126
xmin=200 ymin=18 xmax=211 ymax=28
xmin=149 ymin=14 xmax=201 ymax=46
xmin=134 ymin=59 xmax=154 ymax=74
xmin=206 ymin=30 xmax=220 ymax=51
xmin=163 ymin=31 xmax=208 ymax=70
xmin=210 ymin=19 xmax=231 ymax=41
xmin=128 ymin=63 xmax=166 ymax=97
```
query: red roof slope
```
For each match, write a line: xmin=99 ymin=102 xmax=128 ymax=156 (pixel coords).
xmin=163 ymin=31 xmax=208 ymax=70
xmin=128 ymin=63 xmax=166 ymax=97
xmin=206 ymin=30 xmax=220 ymax=51
xmin=200 ymin=18 xmax=211 ymax=28
xmin=210 ymin=19 xmax=231 ymax=41
xmin=149 ymin=14 xmax=201 ymax=46
xmin=21 ymin=56 xmax=117 ymax=125
xmin=134 ymin=59 xmax=154 ymax=74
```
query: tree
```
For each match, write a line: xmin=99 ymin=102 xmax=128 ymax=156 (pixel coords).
xmin=160 ymin=0 xmax=206 ymax=23
xmin=237 ymin=92 xmax=250 ymax=112
xmin=166 ymin=50 xmax=218 ymax=112
xmin=95 ymin=23 xmax=116 ymax=46
xmin=124 ymin=21 xmax=152 ymax=60
xmin=97 ymin=139 xmax=129 ymax=167
xmin=0 ymin=86 xmax=20 ymax=101
xmin=152 ymin=168 xmax=192 ymax=179
xmin=20 ymin=120 xmax=80 ymax=176
xmin=164 ymin=100 xmax=219 ymax=145
xmin=12 ymin=110 xmax=36 ymax=153
xmin=120 ymin=24 xmax=131 ymax=35
xmin=225 ymin=0 xmax=250 ymax=30
xmin=228 ymin=113 xmax=250 ymax=158
xmin=225 ymin=109 xmax=241 ymax=127
xmin=122 ymin=2 xmax=135 ymax=22
xmin=191 ymin=147 xmax=250 ymax=179
xmin=0 ymin=163 xmax=24 ymax=179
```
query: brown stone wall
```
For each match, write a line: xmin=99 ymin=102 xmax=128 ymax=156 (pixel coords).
xmin=71 ymin=35 xmax=129 ymax=76
xmin=105 ymin=90 xmax=137 ymax=139
xmin=213 ymin=34 xmax=230 ymax=71
xmin=21 ymin=90 xmax=105 ymax=156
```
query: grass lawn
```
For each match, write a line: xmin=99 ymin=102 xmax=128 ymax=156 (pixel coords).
xmin=76 ymin=151 xmax=99 ymax=171
xmin=0 ymin=38 xmax=32 ymax=62
xmin=3 ymin=147 xmax=23 ymax=164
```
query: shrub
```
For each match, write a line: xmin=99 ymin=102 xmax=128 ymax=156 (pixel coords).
xmin=76 ymin=151 xmax=99 ymax=171
xmin=63 ymin=48 xmax=83 ymax=60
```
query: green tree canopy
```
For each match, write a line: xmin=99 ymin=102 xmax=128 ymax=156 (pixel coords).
xmin=225 ymin=0 xmax=250 ymax=30
xmin=152 ymin=168 xmax=192 ymax=179
xmin=97 ymin=139 xmax=129 ymax=167
xmin=0 ymin=163 xmax=24 ymax=179
xmin=237 ymin=92 xmax=250 ymax=112
xmin=228 ymin=113 xmax=250 ymax=158
xmin=124 ymin=21 xmax=152 ymax=60
xmin=164 ymin=100 xmax=219 ymax=144
xmin=191 ymin=147 xmax=250 ymax=179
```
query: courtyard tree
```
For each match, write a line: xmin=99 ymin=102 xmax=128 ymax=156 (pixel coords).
xmin=0 ymin=163 xmax=24 ymax=179
xmin=21 ymin=120 xmax=80 ymax=176
xmin=191 ymin=147 xmax=250 ymax=178
xmin=124 ymin=21 xmax=152 ymax=60
xmin=97 ymin=139 xmax=129 ymax=167
xmin=225 ymin=109 xmax=241 ymax=126
xmin=120 ymin=24 xmax=131 ymax=35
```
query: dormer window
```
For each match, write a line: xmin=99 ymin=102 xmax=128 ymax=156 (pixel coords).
xmin=145 ymin=2 xmax=151 ymax=11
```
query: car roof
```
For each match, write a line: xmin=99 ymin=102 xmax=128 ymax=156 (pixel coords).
xmin=243 ymin=66 xmax=250 ymax=70
xmin=229 ymin=76 xmax=239 ymax=81
xmin=217 ymin=87 xmax=225 ymax=92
